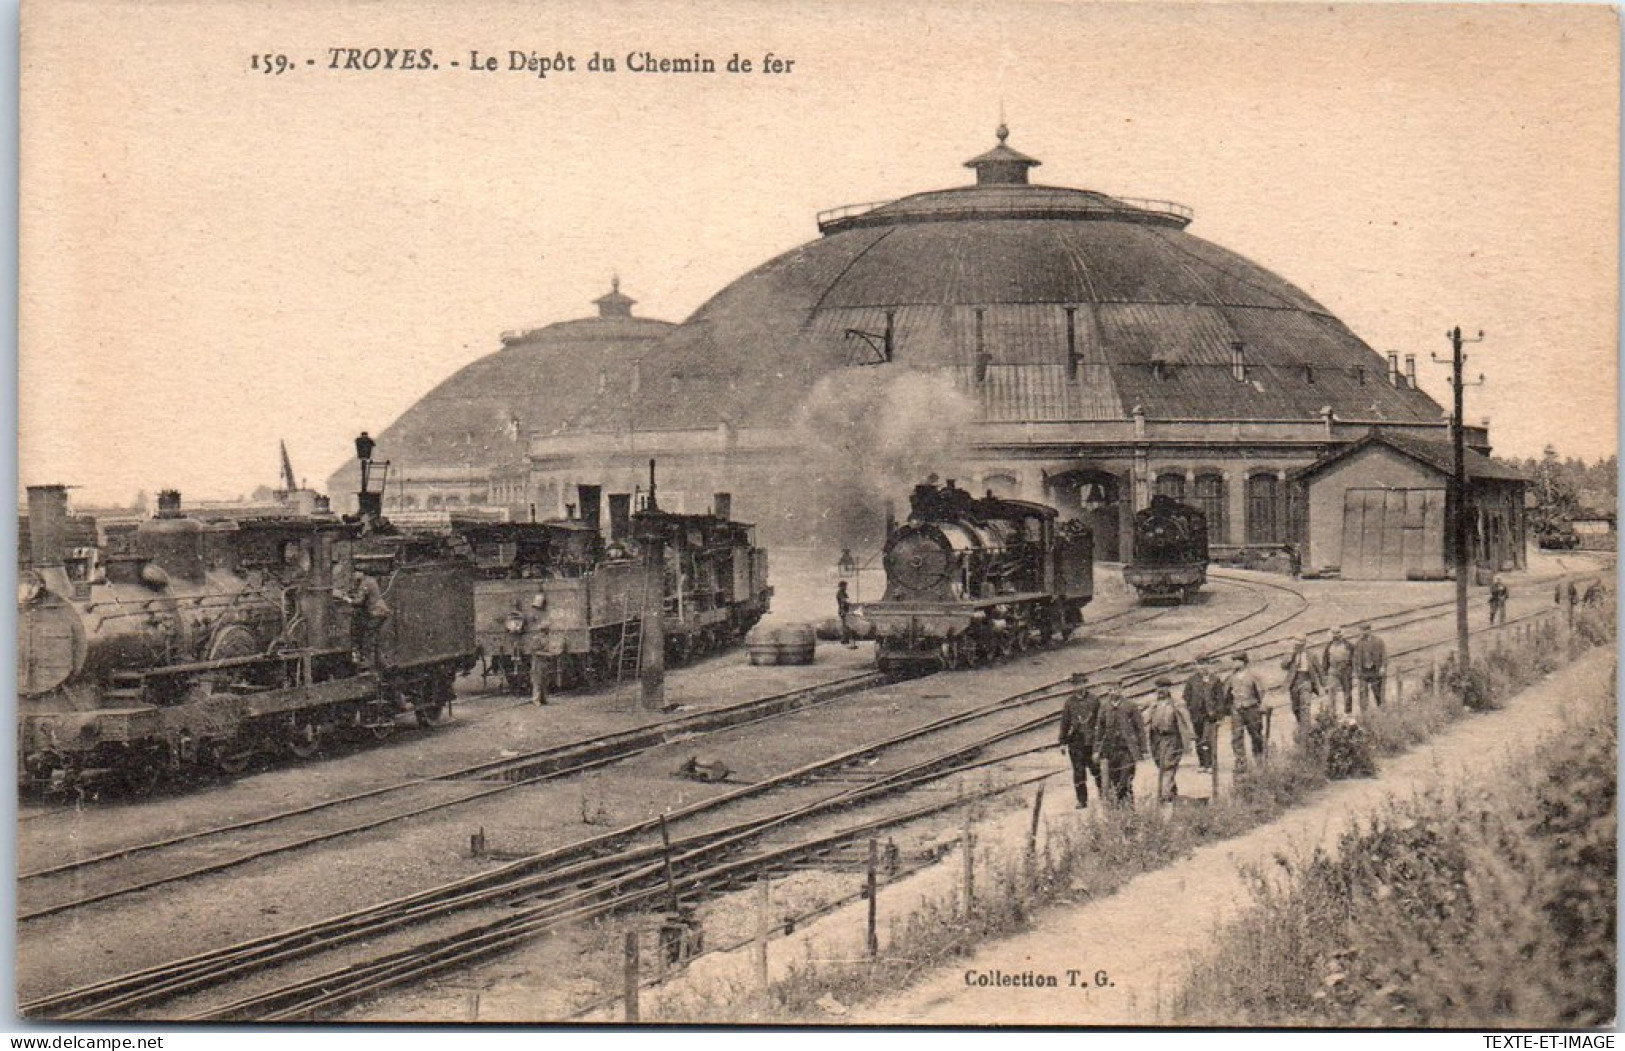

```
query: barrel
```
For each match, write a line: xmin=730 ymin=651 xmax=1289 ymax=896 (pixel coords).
xmin=746 ymin=621 xmax=817 ymax=665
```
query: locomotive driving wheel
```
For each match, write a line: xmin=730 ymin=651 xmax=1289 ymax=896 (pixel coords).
xmin=287 ymin=720 xmax=321 ymax=759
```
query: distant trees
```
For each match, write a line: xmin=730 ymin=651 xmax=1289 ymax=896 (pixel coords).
xmin=1499 ymin=446 xmax=1617 ymax=537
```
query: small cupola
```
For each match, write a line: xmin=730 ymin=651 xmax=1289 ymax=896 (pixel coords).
xmin=963 ymin=124 xmax=1041 ymax=186
xmin=593 ymin=275 xmax=636 ymax=319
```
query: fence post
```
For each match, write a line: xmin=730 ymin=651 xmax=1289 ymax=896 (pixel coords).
xmin=755 ymin=879 xmax=770 ymax=989
xmin=961 ymin=807 xmax=975 ymax=910
xmin=866 ymin=838 xmax=879 ymax=958
xmin=465 ymin=990 xmax=480 ymax=1022
xmin=1026 ymin=786 xmax=1045 ymax=877
xmin=1209 ymin=721 xmax=1219 ymax=799
xmin=623 ymin=931 xmax=640 ymax=1023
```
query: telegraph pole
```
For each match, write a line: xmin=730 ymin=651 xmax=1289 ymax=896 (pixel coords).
xmin=1434 ymin=328 xmax=1485 ymax=669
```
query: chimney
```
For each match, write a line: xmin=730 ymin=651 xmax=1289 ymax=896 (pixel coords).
xmin=713 ymin=492 xmax=731 ymax=521
xmin=883 ymin=311 xmax=895 ymax=362
xmin=25 ymin=485 xmax=68 ymax=567
xmin=1387 ymin=352 xmax=1400 ymax=386
xmin=1230 ymin=341 xmax=1247 ymax=382
xmin=156 ymin=489 xmax=183 ymax=519
xmin=1404 ymin=354 xmax=1417 ymax=388
xmin=577 ymin=484 xmax=603 ymax=535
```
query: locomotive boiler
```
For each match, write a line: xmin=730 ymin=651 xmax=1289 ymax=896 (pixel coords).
xmin=1123 ymin=494 xmax=1209 ymax=603
xmin=17 ymin=446 xmax=476 ymax=794
xmin=866 ymin=479 xmax=1094 ymax=675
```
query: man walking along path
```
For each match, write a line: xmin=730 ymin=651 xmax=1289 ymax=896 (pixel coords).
xmin=1323 ymin=628 xmax=1355 ymax=715
xmin=1144 ymin=677 xmax=1196 ymax=803
xmin=1093 ymin=679 xmax=1145 ymax=804
xmin=1057 ymin=672 xmax=1103 ymax=809
xmin=1281 ymin=635 xmax=1324 ymax=741
xmin=1354 ymin=622 xmax=1387 ymax=712
xmin=1182 ymin=657 xmax=1226 ymax=772
xmin=1227 ymin=652 xmax=1268 ymax=772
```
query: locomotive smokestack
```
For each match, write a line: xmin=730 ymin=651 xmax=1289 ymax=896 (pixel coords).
xmin=25 ymin=485 xmax=68 ymax=567
xmin=646 ymin=459 xmax=658 ymax=511
xmin=713 ymin=492 xmax=731 ymax=521
xmin=156 ymin=489 xmax=183 ymax=519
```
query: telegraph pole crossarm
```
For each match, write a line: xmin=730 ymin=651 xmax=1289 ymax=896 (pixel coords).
xmin=1431 ymin=327 xmax=1486 ymax=671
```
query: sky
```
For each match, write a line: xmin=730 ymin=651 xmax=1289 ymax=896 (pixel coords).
xmin=19 ymin=1 xmax=1620 ymax=506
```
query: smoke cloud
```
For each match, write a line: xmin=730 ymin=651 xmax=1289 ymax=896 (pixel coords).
xmin=778 ymin=366 xmax=979 ymax=552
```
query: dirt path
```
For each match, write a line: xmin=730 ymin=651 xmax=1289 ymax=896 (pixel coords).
xmin=843 ymin=646 xmax=1616 ymax=1026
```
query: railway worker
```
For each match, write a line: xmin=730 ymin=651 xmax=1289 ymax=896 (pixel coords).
xmin=1488 ymin=576 xmax=1510 ymax=625
xmin=1280 ymin=635 xmax=1323 ymax=741
xmin=1056 ymin=672 xmax=1103 ymax=809
xmin=1144 ymin=677 xmax=1196 ymax=803
xmin=1285 ymin=543 xmax=1303 ymax=580
xmin=1182 ymin=656 xmax=1225 ymax=772
xmin=836 ymin=580 xmax=856 ymax=648
xmin=1091 ymin=678 xmax=1145 ymax=805
xmin=1322 ymin=628 xmax=1356 ymax=715
xmin=334 ymin=570 xmax=390 ymax=668
xmin=1584 ymin=579 xmax=1604 ymax=606
xmin=1227 ymin=652 xmax=1268 ymax=773
xmin=528 ymin=595 xmax=556 ymax=706
xmin=1353 ymin=623 xmax=1387 ymax=712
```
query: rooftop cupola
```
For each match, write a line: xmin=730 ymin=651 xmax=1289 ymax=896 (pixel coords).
xmin=963 ymin=123 xmax=1041 ymax=186
xmin=593 ymin=275 xmax=636 ymax=319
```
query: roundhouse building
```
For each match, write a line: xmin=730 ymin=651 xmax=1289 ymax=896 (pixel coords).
xmin=514 ymin=128 xmax=1499 ymax=566
xmin=326 ymin=281 xmax=673 ymax=518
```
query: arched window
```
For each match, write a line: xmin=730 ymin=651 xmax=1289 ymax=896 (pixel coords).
xmin=1154 ymin=472 xmax=1186 ymax=502
xmin=1246 ymin=473 xmax=1283 ymax=545
xmin=1194 ymin=473 xmax=1226 ymax=544
xmin=426 ymin=495 xmax=443 ymax=510
xmin=402 ymin=496 xmax=418 ymax=509
xmin=445 ymin=495 xmax=462 ymax=507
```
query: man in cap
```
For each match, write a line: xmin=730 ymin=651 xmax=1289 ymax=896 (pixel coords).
xmin=1322 ymin=627 xmax=1356 ymax=715
xmin=836 ymin=580 xmax=856 ymax=648
xmin=1227 ymin=652 xmax=1268 ymax=773
xmin=527 ymin=594 xmax=557 ymax=706
xmin=334 ymin=569 xmax=391 ymax=668
xmin=1056 ymin=671 xmax=1102 ymax=809
xmin=1144 ymin=677 xmax=1196 ymax=803
xmin=1092 ymin=677 xmax=1145 ymax=805
xmin=1280 ymin=635 xmax=1323 ymax=741
xmin=1488 ymin=575 xmax=1509 ymax=626
xmin=1182 ymin=655 xmax=1226 ymax=772
xmin=1353 ymin=623 xmax=1387 ymax=712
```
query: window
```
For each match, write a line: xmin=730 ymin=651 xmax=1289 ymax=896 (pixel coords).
xmin=1246 ymin=473 xmax=1283 ymax=545
xmin=1155 ymin=473 xmax=1186 ymax=502
xmin=1194 ymin=473 xmax=1226 ymax=544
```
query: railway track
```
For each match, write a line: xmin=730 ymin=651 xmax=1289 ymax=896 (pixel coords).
xmin=15 ymin=596 xmax=1182 ymax=919
xmin=25 ymin=572 xmax=1582 ymax=1020
xmin=15 ymin=574 xmax=1343 ymax=1020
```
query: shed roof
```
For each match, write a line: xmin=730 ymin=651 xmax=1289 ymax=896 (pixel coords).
xmin=1292 ymin=429 xmax=1529 ymax=484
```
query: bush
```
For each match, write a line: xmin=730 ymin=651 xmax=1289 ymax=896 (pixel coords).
xmin=1306 ymin=712 xmax=1377 ymax=779
xmin=1173 ymin=682 xmax=1618 ymax=1027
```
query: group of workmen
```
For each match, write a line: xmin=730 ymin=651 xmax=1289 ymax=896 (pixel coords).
xmin=1057 ymin=623 xmax=1390 ymax=808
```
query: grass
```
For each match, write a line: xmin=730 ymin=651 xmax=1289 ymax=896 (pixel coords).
xmin=639 ymin=603 xmax=1615 ymax=1022
xmin=1170 ymin=666 xmax=1617 ymax=1026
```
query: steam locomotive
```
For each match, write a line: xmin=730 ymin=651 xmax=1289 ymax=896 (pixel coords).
xmin=866 ymin=479 xmax=1094 ymax=675
xmin=17 ymin=450 xmax=476 ymax=794
xmin=1123 ymin=494 xmax=1209 ymax=603
xmin=455 ymin=473 xmax=771 ymax=694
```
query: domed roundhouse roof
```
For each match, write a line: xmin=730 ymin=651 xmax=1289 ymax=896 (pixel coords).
xmin=372 ymin=281 xmax=673 ymax=467
xmin=571 ymin=129 xmax=1443 ymax=432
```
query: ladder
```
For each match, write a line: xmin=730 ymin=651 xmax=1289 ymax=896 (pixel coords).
xmin=615 ymin=572 xmax=655 ymax=683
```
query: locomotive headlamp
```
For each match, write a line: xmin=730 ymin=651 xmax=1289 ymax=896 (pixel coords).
xmin=504 ymin=611 xmax=527 ymax=634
